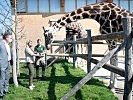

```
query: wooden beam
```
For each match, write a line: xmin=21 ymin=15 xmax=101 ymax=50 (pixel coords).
xmin=67 ymin=54 xmax=133 ymax=79
xmin=46 ymin=45 xmax=73 ymax=68
xmin=91 ymin=58 xmax=125 ymax=77
xmin=92 ymin=31 xmax=124 ymax=41
xmin=47 ymin=53 xmax=104 ymax=57
xmin=53 ymin=39 xmax=88 ymax=44
xmin=53 ymin=31 xmax=125 ymax=44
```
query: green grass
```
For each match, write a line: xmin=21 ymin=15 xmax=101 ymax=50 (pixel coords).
xmin=5 ymin=59 xmax=118 ymax=100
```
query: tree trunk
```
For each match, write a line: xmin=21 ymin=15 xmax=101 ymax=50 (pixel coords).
xmin=11 ymin=0 xmax=18 ymax=86
xmin=12 ymin=34 xmax=18 ymax=86
xmin=16 ymin=41 xmax=20 ymax=77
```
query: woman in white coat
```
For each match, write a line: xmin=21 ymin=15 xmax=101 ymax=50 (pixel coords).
xmin=25 ymin=40 xmax=39 ymax=90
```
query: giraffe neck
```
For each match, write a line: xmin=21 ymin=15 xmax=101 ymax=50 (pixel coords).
xmin=53 ymin=2 xmax=133 ymax=34
xmin=66 ymin=21 xmax=87 ymax=38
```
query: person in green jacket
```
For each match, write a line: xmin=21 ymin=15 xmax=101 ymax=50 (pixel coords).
xmin=34 ymin=39 xmax=46 ymax=79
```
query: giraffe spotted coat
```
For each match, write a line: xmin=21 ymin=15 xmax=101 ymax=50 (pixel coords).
xmin=45 ymin=2 xmax=133 ymax=50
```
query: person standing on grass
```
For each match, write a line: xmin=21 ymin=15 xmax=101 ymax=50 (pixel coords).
xmin=25 ymin=40 xmax=39 ymax=90
xmin=34 ymin=39 xmax=46 ymax=79
xmin=0 ymin=32 xmax=12 ymax=99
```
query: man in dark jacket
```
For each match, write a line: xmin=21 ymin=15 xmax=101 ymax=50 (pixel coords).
xmin=0 ymin=32 xmax=12 ymax=99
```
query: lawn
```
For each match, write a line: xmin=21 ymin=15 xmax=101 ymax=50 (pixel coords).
xmin=5 ymin=59 xmax=118 ymax=100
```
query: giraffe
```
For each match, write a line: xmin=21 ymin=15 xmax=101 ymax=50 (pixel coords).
xmin=44 ymin=2 xmax=133 ymax=50
xmin=44 ymin=2 xmax=133 ymax=90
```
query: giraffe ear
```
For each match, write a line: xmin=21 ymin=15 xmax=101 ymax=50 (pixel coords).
xmin=59 ymin=27 xmax=61 ymax=30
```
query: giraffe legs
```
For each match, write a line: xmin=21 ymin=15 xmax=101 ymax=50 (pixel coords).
xmin=109 ymin=54 xmax=118 ymax=90
xmin=107 ymin=40 xmax=118 ymax=91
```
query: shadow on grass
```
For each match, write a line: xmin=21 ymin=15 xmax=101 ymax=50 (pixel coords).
xmin=10 ymin=65 xmax=29 ymax=87
xmin=18 ymin=73 xmax=29 ymax=87
xmin=62 ymin=63 xmax=83 ymax=100
xmin=45 ymin=59 xmax=105 ymax=100
xmin=47 ymin=65 xmax=56 ymax=100
xmin=10 ymin=59 xmax=106 ymax=100
xmin=10 ymin=73 xmax=29 ymax=88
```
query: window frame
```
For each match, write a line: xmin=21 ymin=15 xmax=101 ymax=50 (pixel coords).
xmin=16 ymin=0 xmax=133 ymax=14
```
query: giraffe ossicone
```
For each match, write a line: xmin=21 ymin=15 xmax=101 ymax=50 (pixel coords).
xmin=44 ymin=2 xmax=133 ymax=50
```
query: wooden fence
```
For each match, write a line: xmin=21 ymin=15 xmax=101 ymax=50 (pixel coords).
xmin=45 ymin=18 xmax=132 ymax=100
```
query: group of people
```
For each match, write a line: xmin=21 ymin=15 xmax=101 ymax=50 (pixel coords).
xmin=25 ymin=39 xmax=46 ymax=90
xmin=0 ymin=32 xmax=46 ymax=99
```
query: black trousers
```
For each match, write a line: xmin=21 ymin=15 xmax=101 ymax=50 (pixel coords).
xmin=35 ymin=56 xmax=46 ymax=78
xmin=36 ymin=63 xmax=46 ymax=77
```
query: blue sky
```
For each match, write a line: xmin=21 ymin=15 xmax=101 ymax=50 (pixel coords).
xmin=0 ymin=0 xmax=11 ymax=33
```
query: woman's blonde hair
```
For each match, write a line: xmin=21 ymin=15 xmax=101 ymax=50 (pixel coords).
xmin=26 ymin=40 xmax=32 ymax=46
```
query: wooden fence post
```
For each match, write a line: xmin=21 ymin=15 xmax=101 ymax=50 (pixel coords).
xmin=123 ymin=18 xmax=132 ymax=100
xmin=73 ymin=35 xmax=77 ymax=68
xmin=86 ymin=30 xmax=92 ymax=73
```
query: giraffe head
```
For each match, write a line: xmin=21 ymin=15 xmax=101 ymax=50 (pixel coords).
xmin=43 ymin=26 xmax=59 ymax=50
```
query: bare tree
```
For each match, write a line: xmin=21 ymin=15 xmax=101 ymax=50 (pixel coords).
xmin=0 ymin=0 xmax=25 ymax=86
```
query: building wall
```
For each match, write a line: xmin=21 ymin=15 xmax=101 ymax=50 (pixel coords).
xmin=17 ymin=14 xmax=125 ymax=59
xmin=11 ymin=0 xmax=132 ymax=59
xmin=17 ymin=14 xmax=66 ymax=58
xmin=17 ymin=13 xmax=102 ymax=58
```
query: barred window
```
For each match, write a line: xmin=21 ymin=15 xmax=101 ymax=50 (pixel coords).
xmin=17 ymin=0 xmax=26 ymax=13
xmin=50 ymin=0 xmax=60 ymax=12
xmin=27 ymin=0 xmax=37 ymax=12
xmin=131 ymin=1 xmax=133 ymax=12
xmin=77 ymin=0 xmax=86 ymax=8
xmin=39 ymin=0 xmax=49 ymax=13
xmin=65 ymin=0 xmax=75 ymax=12
xmin=17 ymin=0 xmax=60 ymax=13
xmin=87 ymin=0 xmax=96 ymax=5
xmin=16 ymin=0 xmax=133 ymax=14
xmin=120 ymin=0 xmax=128 ymax=11
xmin=113 ymin=0 xmax=133 ymax=12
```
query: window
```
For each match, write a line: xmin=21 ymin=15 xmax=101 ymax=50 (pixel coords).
xmin=17 ymin=0 xmax=26 ymax=12
xmin=65 ymin=0 xmax=75 ymax=12
xmin=50 ymin=0 xmax=60 ymax=12
xmin=113 ymin=0 xmax=133 ymax=12
xmin=87 ymin=0 xmax=96 ymax=5
xmin=120 ymin=0 xmax=128 ymax=11
xmin=77 ymin=0 xmax=86 ymax=8
xmin=27 ymin=0 xmax=37 ymax=13
xmin=113 ymin=0 xmax=119 ymax=5
xmin=130 ymin=0 xmax=133 ymax=12
xmin=16 ymin=0 xmax=133 ymax=14
xmin=39 ymin=0 xmax=49 ymax=12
